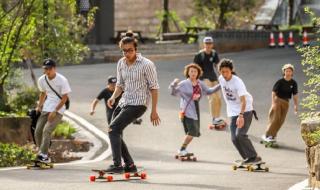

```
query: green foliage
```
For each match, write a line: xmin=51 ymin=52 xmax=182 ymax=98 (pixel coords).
xmin=9 ymin=86 xmax=38 ymax=116
xmin=192 ymin=0 xmax=260 ymax=29
xmin=0 ymin=143 xmax=36 ymax=167
xmin=0 ymin=0 xmax=96 ymax=111
xmin=302 ymin=128 xmax=320 ymax=145
xmin=155 ymin=10 xmax=187 ymax=33
xmin=297 ymin=9 xmax=320 ymax=120
xmin=52 ymin=121 xmax=77 ymax=139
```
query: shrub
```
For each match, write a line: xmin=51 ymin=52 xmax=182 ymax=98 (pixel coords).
xmin=0 ymin=143 xmax=36 ymax=167
xmin=52 ymin=121 xmax=77 ymax=139
xmin=9 ymin=86 xmax=39 ymax=116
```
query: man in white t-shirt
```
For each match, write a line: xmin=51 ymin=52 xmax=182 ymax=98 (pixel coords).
xmin=35 ymin=59 xmax=71 ymax=163
xmin=218 ymin=59 xmax=262 ymax=164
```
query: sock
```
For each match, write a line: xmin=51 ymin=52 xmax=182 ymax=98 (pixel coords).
xmin=180 ymin=144 xmax=187 ymax=151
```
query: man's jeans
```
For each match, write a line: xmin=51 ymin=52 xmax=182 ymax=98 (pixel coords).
xmin=109 ymin=105 xmax=147 ymax=166
xmin=230 ymin=111 xmax=257 ymax=159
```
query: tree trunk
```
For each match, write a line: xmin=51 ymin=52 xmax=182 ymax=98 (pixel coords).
xmin=161 ymin=0 xmax=169 ymax=33
xmin=25 ymin=59 xmax=37 ymax=87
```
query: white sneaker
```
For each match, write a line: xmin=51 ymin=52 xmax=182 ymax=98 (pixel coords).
xmin=261 ymin=134 xmax=268 ymax=142
xmin=267 ymin=136 xmax=276 ymax=142
xmin=213 ymin=118 xmax=224 ymax=125
xmin=178 ymin=149 xmax=188 ymax=156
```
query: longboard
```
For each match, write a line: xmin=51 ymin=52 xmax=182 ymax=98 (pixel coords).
xmin=175 ymin=153 xmax=197 ymax=162
xmin=89 ymin=167 xmax=146 ymax=182
xmin=208 ymin=119 xmax=227 ymax=131
xmin=26 ymin=160 xmax=53 ymax=170
xmin=260 ymin=140 xmax=279 ymax=148
xmin=232 ymin=160 xmax=269 ymax=172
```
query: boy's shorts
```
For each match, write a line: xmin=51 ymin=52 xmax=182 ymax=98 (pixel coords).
xmin=182 ymin=116 xmax=200 ymax=137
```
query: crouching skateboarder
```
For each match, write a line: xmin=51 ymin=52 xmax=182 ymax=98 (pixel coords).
xmin=104 ymin=36 xmax=161 ymax=173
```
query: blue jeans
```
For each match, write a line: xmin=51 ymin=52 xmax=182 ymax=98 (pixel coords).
xmin=230 ymin=111 xmax=257 ymax=159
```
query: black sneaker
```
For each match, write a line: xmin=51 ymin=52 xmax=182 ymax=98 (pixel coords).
xmin=124 ymin=164 xmax=137 ymax=173
xmin=104 ymin=165 xmax=124 ymax=173
xmin=132 ymin=119 xmax=142 ymax=125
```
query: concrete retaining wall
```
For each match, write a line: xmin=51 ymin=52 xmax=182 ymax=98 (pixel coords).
xmin=0 ymin=117 xmax=33 ymax=145
xmin=201 ymin=30 xmax=301 ymax=52
xmin=301 ymin=118 xmax=320 ymax=189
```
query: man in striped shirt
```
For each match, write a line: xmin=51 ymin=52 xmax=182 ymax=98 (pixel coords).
xmin=106 ymin=36 xmax=160 ymax=173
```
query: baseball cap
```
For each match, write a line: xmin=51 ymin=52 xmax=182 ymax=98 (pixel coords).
xmin=282 ymin=63 xmax=294 ymax=72
xmin=42 ymin=59 xmax=56 ymax=69
xmin=203 ymin=36 xmax=214 ymax=43
xmin=107 ymin=76 xmax=117 ymax=84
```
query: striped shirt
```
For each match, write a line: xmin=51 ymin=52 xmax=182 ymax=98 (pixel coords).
xmin=116 ymin=53 xmax=159 ymax=107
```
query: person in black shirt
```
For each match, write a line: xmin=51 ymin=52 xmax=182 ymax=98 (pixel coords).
xmin=90 ymin=76 xmax=120 ymax=124
xmin=262 ymin=64 xmax=298 ymax=143
xmin=193 ymin=36 xmax=222 ymax=125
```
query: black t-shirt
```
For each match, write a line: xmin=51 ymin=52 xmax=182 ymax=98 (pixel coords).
xmin=193 ymin=50 xmax=220 ymax=81
xmin=273 ymin=78 xmax=298 ymax=100
xmin=96 ymin=88 xmax=121 ymax=111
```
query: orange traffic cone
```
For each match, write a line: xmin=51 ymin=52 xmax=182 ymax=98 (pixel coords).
xmin=302 ymin=30 xmax=309 ymax=46
xmin=288 ymin=31 xmax=295 ymax=47
xmin=278 ymin=32 xmax=285 ymax=47
xmin=269 ymin=32 xmax=276 ymax=48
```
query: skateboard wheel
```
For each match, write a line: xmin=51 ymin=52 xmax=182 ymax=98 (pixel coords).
xmin=232 ymin=165 xmax=237 ymax=170
xmin=192 ymin=157 xmax=197 ymax=162
xmin=265 ymin=167 xmax=269 ymax=172
xmin=248 ymin=167 xmax=254 ymax=172
xmin=175 ymin=155 xmax=179 ymax=159
xmin=124 ymin=173 xmax=131 ymax=179
xmin=106 ymin=175 xmax=113 ymax=182
xmin=89 ymin=175 xmax=96 ymax=182
xmin=140 ymin=172 xmax=147 ymax=179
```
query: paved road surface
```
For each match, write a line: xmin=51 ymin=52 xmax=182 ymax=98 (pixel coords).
xmin=0 ymin=48 xmax=307 ymax=190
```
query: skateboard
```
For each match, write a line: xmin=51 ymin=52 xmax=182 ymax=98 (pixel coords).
xmin=26 ymin=159 xmax=53 ymax=169
xmin=175 ymin=153 xmax=197 ymax=162
xmin=260 ymin=140 xmax=279 ymax=148
xmin=208 ymin=119 xmax=227 ymax=131
xmin=89 ymin=167 xmax=146 ymax=182
xmin=232 ymin=160 xmax=269 ymax=172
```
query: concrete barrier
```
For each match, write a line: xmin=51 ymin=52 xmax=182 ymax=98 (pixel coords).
xmin=0 ymin=117 xmax=33 ymax=145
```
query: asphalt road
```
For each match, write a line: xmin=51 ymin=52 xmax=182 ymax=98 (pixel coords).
xmin=0 ymin=48 xmax=308 ymax=190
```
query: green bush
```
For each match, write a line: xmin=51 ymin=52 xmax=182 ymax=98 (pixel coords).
xmin=52 ymin=121 xmax=77 ymax=139
xmin=0 ymin=143 xmax=36 ymax=167
xmin=9 ymin=86 xmax=39 ymax=116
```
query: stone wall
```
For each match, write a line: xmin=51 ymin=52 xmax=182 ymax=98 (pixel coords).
xmin=0 ymin=117 xmax=33 ymax=145
xmin=301 ymin=118 xmax=320 ymax=189
xmin=114 ymin=0 xmax=194 ymax=37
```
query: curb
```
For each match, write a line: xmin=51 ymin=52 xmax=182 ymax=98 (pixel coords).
xmin=288 ymin=179 xmax=315 ymax=190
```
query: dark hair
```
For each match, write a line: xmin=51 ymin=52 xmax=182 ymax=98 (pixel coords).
xmin=119 ymin=32 xmax=138 ymax=49
xmin=184 ymin=63 xmax=203 ymax=79
xmin=218 ymin=58 xmax=237 ymax=75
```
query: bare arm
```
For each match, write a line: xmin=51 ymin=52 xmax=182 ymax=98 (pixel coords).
xmin=55 ymin=94 xmax=69 ymax=112
xmin=236 ymin=95 xmax=246 ymax=128
xmin=293 ymin=94 xmax=298 ymax=114
xmin=107 ymin=86 xmax=123 ymax=108
xmin=36 ymin=92 xmax=47 ymax=112
xmin=90 ymin=99 xmax=99 ymax=115
xmin=239 ymin=95 xmax=246 ymax=114
xmin=150 ymin=89 xmax=160 ymax=126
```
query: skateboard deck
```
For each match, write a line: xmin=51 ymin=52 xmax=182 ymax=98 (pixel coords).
xmin=208 ymin=119 xmax=227 ymax=131
xmin=26 ymin=160 xmax=53 ymax=170
xmin=260 ymin=140 xmax=279 ymax=148
xmin=89 ymin=167 xmax=146 ymax=182
xmin=232 ymin=160 xmax=269 ymax=172
xmin=175 ymin=153 xmax=197 ymax=162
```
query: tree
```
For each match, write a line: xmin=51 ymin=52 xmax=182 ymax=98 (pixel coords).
xmin=297 ymin=8 xmax=320 ymax=120
xmin=0 ymin=0 xmax=96 ymax=111
xmin=193 ymin=0 xmax=257 ymax=29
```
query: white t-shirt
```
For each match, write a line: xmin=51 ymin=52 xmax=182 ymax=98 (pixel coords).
xmin=218 ymin=75 xmax=253 ymax=117
xmin=38 ymin=73 xmax=71 ymax=114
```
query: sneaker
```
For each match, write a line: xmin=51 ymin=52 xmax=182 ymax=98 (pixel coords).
xmin=178 ymin=149 xmax=188 ymax=156
xmin=243 ymin=156 xmax=262 ymax=164
xmin=104 ymin=165 xmax=124 ymax=173
xmin=37 ymin=154 xmax=51 ymax=163
xmin=266 ymin=136 xmax=276 ymax=142
xmin=124 ymin=164 xmax=137 ymax=173
xmin=212 ymin=118 xmax=224 ymax=125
